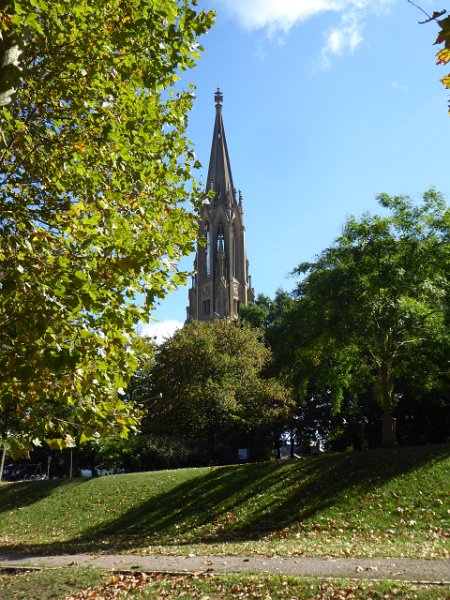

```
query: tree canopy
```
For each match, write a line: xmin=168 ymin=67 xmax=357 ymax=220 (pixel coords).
xmin=240 ymin=290 xmax=294 ymax=337
xmin=131 ymin=319 xmax=293 ymax=462
xmin=278 ymin=190 xmax=449 ymax=448
xmin=0 ymin=0 xmax=214 ymax=456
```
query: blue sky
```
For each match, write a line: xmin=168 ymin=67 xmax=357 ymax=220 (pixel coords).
xmin=144 ymin=0 xmax=449 ymax=341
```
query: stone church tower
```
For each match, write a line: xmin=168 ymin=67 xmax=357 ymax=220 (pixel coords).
xmin=187 ymin=89 xmax=254 ymax=322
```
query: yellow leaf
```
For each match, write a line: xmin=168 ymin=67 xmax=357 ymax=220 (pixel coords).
xmin=46 ymin=438 xmax=64 ymax=450
xmin=440 ymin=73 xmax=450 ymax=89
xmin=436 ymin=48 xmax=450 ymax=65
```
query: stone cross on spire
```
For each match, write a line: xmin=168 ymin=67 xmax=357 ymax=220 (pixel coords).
xmin=214 ymin=87 xmax=223 ymax=106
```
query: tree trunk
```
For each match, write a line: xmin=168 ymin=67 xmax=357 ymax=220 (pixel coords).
xmin=380 ymin=362 xmax=396 ymax=448
xmin=207 ymin=429 xmax=215 ymax=465
xmin=274 ymin=432 xmax=281 ymax=460
xmin=0 ymin=445 xmax=6 ymax=482
xmin=0 ymin=27 xmax=23 ymax=107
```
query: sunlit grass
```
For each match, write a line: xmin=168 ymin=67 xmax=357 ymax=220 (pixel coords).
xmin=0 ymin=444 xmax=448 ymax=558
xmin=0 ymin=567 xmax=105 ymax=600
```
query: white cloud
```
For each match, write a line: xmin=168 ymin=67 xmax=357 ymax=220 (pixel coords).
xmin=139 ymin=320 xmax=183 ymax=344
xmin=215 ymin=0 xmax=393 ymax=65
xmin=318 ymin=11 xmax=364 ymax=69
xmin=216 ymin=0 xmax=346 ymax=33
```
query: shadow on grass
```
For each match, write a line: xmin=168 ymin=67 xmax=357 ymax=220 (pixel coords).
xmin=1 ymin=444 xmax=449 ymax=556
xmin=0 ymin=478 xmax=89 ymax=514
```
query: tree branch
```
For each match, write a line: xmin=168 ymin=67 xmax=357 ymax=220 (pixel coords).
xmin=407 ymin=0 xmax=447 ymax=24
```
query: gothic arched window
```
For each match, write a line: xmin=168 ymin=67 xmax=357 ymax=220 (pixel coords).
xmin=216 ymin=223 xmax=225 ymax=251
xmin=205 ymin=224 xmax=211 ymax=277
xmin=233 ymin=225 xmax=239 ymax=277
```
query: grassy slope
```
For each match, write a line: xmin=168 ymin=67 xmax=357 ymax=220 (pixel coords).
xmin=0 ymin=445 xmax=448 ymax=558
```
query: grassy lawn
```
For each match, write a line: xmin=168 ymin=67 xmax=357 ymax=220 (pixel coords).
xmin=0 ymin=569 xmax=448 ymax=599
xmin=0 ymin=444 xmax=448 ymax=558
xmin=0 ymin=567 xmax=105 ymax=599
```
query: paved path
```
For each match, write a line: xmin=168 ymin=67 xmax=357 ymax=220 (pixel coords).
xmin=0 ymin=554 xmax=449 ymax=583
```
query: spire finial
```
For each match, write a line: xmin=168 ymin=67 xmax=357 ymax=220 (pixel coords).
xmin=214 ymin=87 xmax=223 ymax=107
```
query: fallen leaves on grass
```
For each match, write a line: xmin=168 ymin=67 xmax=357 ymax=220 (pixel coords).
xmin=65 ymin=572 xmax=151 ymax=599
xmin=63 ymin=573 xmax=450 ymax=600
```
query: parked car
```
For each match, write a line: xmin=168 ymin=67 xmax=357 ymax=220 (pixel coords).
xmin=2 ymin=463 xmax=46 ymax=481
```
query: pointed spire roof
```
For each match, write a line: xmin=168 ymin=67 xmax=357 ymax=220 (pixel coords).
xmin=206 ymin=88 xmax=234 ymax=200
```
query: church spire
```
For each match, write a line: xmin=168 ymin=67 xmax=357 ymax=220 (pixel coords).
xmin=206 ymin=88 xmax=235 ymax=202
xmin=187 ymin=90 xmax=254 ymax=323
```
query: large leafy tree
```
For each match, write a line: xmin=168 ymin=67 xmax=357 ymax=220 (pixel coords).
xmin=284 ymin=191 xmax=449 ymax=448
xmin=0 ymin=0 xmax=214 ymax=456
xmin=132 ymin=320 xmax=292 ymax=462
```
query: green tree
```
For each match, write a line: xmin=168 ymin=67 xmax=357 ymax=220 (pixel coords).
xmin=0 ymin=0 xmax=214 ymax=456
xmin=285 ymin=191 xmax=449 ymax=448
xmin=239 ymin=289 xmax=295 ymax=351
xmin=132 ymin=319 xmax=292 ymax=462
xmin=238 ymin=293 xmax=271 ymax=334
